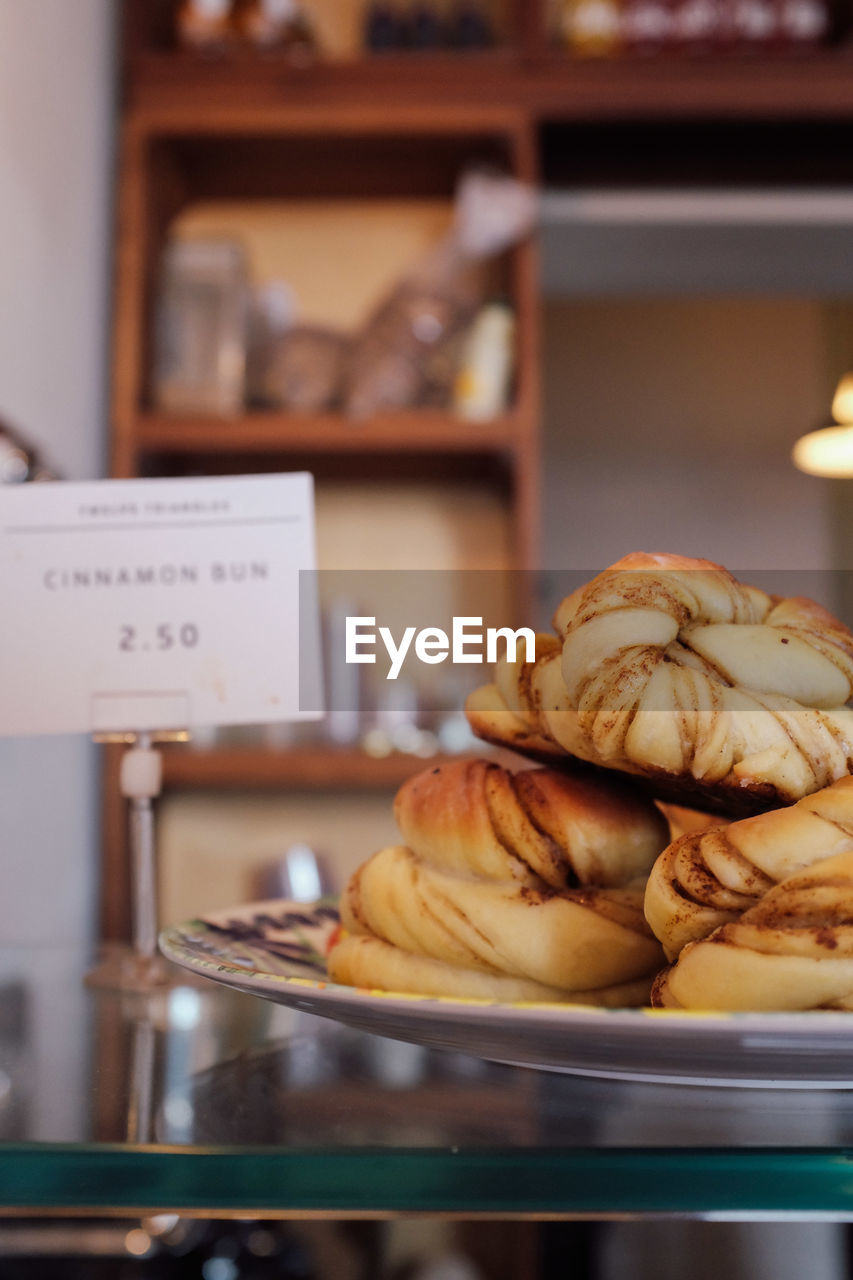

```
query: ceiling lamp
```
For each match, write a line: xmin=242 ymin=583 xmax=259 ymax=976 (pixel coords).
xmin=793 ymin=373 xmax=853 ymax=477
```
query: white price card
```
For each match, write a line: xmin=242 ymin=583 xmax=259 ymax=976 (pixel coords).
xmin=0 ymin=472 xmax=322 ymax=737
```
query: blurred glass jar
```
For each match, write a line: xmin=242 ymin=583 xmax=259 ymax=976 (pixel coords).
xmin=239 ymin=0 xmax=319 ymax=61
xmin=177 ymin=0 xmax=236 ymax=52
xmin=153 ymin=239 xmax=249 ymax=416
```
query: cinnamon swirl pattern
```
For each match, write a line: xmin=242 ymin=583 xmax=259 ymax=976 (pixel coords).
xmin=645 ymin=774 xmax=853 ymax=960
xmin=463 ymin=632 xmax=583 ymax=766
xmin=327 ymin=759 xmax=667 ymax=1004
xmin=554 ymin=552 xmax=853 ymax=812
xmin=394 ymin=758 xmax=669 ymax=890
xmin=652 ymin=849 xmax=853 ymax=1011
xmin=330 ymin=845 xmax=663 ymax=1005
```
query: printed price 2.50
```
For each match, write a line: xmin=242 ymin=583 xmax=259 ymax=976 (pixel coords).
xmin=118 ymin=623 xmax=200 ymax=653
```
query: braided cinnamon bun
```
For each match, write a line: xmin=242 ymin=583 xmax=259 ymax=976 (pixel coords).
xmin=327 ymin=759 xmax=668 ymax=1004
xmin=553 ymin=552 xmax=853 ymax=814
xmin=329 ymin=844 xmax=663 ymax=1004
xmin=463 ymin=631 xmax=584 ymax=766
xmin=652 ymin=849 xmax=853 ymax=1011
xmin=645 ymin=774 xmax=853 ymax=960
xmin=394 ymin=757 xmax=669 ymax=891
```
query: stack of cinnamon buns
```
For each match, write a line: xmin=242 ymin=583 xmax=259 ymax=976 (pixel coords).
xmin=328 ymin=553 xmax=853 ymax=1011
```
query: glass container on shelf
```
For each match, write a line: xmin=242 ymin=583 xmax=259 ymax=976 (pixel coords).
xmin=238 ymin=0 xmax=318 ymax=61
xmin=778 ymin=0 xmax=829 ymax=45
xmin=152 ymin=239 xmax=249 ymax=416
xmin=177 ymin=0 xmax=236 ymax=52
xmin=344 ymin=168 xmax=535 ymax=419
xmin=622 ymin=0 xmax=673 ymax=54
xmin=561 ymin=0 xmax=624 ymax=54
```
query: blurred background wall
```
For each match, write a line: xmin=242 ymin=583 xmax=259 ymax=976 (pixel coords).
xmin=0 ymin=0 xmax=113 ymax=1136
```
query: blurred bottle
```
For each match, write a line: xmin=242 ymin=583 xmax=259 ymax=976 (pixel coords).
xmin=453 ymin=301 xmax=515 ymax=421
xmin=239 ymin=0 xmax=318 ymax=62
xmin=409 ymin=1 xmax=446 ymax=48
xmin=364 ymin=1 xmax=409 ymax=50
xmin=670 ymin=0 xmax=720 ymax=51
xmin=778 ymin=0 xmax=829 ymax=45
xmin=561 ymin=0 xmax=624 ymax=54
xmin=623 ymin=0 xmax=673 ymax=52
xmin=447 ymin=0 xmax=496 ymax=47
xmin=177 ymin=0 xmax=236 ymax=52
xmin=728 ymin=0 xmax=780 ymax=49
xmin=344 ymin=169 xmax=535 ymax=420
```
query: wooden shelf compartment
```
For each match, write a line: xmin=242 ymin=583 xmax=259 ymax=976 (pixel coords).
xmin=121 ymin=0 xmax=532 ymax=65
xmin=160 ymin=744 xmax=477 ymax=790
xmin=529 ymin=46 xmax=853 ymax=122
xmin=104 ymin=10 xmax=544 ymax=943
xmin=128 ymin=49 xmax=528 ymax=117
xmin=122 ymin=0 xmax=527 ymax=57
xmin=124 ymin=43 xmax=853 ymax=125
xmin=135 ymin=410 xmax=523 ymax=457
xmin=111 ymin=116 xmax=539 ymax=482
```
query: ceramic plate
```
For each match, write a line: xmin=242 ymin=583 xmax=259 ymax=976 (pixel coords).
xmin=160 ymin=898 xmax=853 ymax=1089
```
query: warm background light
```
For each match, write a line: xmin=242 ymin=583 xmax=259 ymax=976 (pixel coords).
xmin=831 ymin=372 xmax=853 ymax=425
xmin=793 ymin=422 xmax=853 ymax=476
xmin=793 ymin=371 xmax=853 ymax=476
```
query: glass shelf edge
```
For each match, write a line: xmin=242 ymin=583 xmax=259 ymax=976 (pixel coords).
xmin=3 ymin=1145 xmax=853 ymax=1216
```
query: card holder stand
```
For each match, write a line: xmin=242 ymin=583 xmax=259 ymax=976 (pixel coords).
xmin=87 ymin=729 xmax=189 ymax=992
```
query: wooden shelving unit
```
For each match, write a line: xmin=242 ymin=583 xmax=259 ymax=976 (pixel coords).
xmin=104 ymin=0 xmax=853 ymax=938
xmin=135 ymin=409 xmax=521 ymax=457
xmin=103 ymin=0 xmax=548 ymax=939
xmin=126 ymin=48 xmax=853 ymax=123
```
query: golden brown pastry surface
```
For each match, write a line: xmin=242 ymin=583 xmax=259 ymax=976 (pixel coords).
xmin=645 ymin=774 xmax=853 ymax=960
xmin=394 ymin=757 xmax=669 ymax=891
xmin=554 ymin=552 xmax=853 ymax=812
xmin=327 ymin=757 xmax=669 ymax=1004
xmin=464 ymin=631 xmax=583 ymax=766
xmin=329 ymin=932 xmax=656 ymax=1007
xmin=652 ymin=849 xmax=853 ymax=1011
xmin=330 ymin=843 xmax=663 ymax=999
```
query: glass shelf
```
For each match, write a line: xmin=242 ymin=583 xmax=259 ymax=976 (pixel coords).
xmin=4 ymin=944 xmax=853 ymax=1217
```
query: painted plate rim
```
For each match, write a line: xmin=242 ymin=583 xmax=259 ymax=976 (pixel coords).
xmin=159 ymin=896 xmax=853 ymax=1089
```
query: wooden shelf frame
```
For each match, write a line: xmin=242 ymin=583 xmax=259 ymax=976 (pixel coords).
xmin=106 ymin=0 xmax=853 ymax=941
xmin=125 ymin=44 xmax=853 ymax=125
xmin=109 ymin=102 xmax=542 ymax=563
xmin=104 ymin=22 xmax=543 ymax=939
xmin=135 ymin=409 xmax=523 ymax=456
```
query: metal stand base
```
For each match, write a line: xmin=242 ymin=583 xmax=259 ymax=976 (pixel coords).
xmin=86 ymin=729 xmax=187 ymax=992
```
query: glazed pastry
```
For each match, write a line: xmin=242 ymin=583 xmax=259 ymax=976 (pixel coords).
xmin=463 ymin=631 xmax=581 ymax=766
xmin=327 ymin=759 xmax=667 ymax=1004
xmin=394 ymin=758 xmax=670 ymax=891
xmin=329 ymin=844 xmax=664 ymax=1003
xmin=645 ymin=774 xmax=853 ymax=960
xmin=652 ymin=849 xmax=853 ymax=1011
xmin=329 ymin=930 xmax=657 ymax=1007
xmin=656 ymin=803 xmax=729 ymax=841
xmin=554 ymin=552 xmax=853 ymax=813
